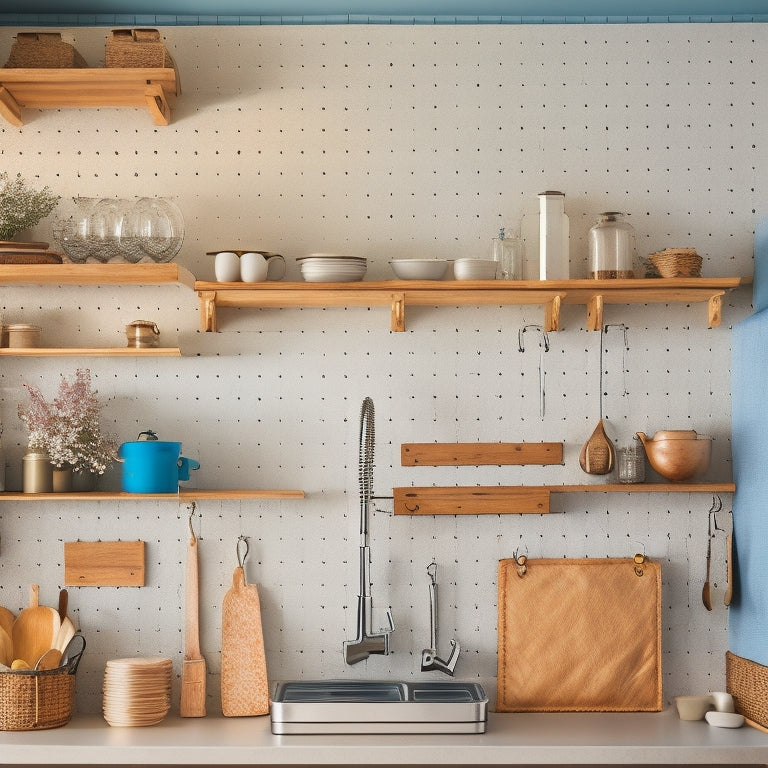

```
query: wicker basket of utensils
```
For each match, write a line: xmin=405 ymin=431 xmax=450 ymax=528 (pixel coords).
xmin=0 ymin=666 xmax=75 ymax=731
xmin=4 ymin=32 xmax=88 ymax=68
xmin=648 ymin=248 xmax=702 ymax=278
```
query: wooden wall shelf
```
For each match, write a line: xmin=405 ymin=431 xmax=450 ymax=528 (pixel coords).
xmin=0 ymin=347 xmax=181 ymax=357
xmin=0 ymin=489 xmax=305 ymax=501
xmin=194 ymin=277 xmax=743 ymax=333
xmin=0 ymin=67 xmax=179 ymax=126
xmin=0 ymin=262 xmax=195 ymax=288
xmin=393 ymin=482 xmax=735 ymax=515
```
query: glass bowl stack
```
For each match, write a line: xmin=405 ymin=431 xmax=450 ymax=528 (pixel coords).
xmin=53 ymin=196 xmax=184 ymax=263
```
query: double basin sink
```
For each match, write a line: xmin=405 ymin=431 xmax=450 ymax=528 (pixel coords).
xmin=270 ymin=680 xmax=488 ymax=734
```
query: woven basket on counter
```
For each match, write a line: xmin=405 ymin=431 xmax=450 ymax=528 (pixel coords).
xmin=648 ymin=248 xmax=702 ymax=278
xmin=4 ymin=32 xmax=88 ymax=68
xmin=726 ymin=650 xmax=768 ymax=731
xmin=105 ymin=28 xmax=174 ymax=68
xmin=0 ymin=667 xmax=75 ymax=731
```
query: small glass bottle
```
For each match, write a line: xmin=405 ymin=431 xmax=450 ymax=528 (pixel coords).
xmin=589 ymin=212 xmax=636 ymax=279
xmin=491 ymin=228 xmax=524 ymax=280
xmin=617 ymin=439 xmax=646 ymax=484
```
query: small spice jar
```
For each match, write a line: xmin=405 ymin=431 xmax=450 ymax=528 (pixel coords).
xmin=6 ymin=323 xmax=41 ymax=348
xmin=125 ymin=320 xmax=160 ymax=348
xmin=588 ymin=212 xmax=635 ymax=279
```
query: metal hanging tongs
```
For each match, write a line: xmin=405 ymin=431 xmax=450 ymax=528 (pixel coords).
xmin=421 ymin=561 xmax=460 ymax=676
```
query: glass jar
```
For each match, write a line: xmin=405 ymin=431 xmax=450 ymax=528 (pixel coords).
xmin=491 ymin=228 xmax=524 ymax=280
xmin=617 ymin=440 xmax=646 ymax=484
xmin=588 ymin=212 xmax=635 ymax=279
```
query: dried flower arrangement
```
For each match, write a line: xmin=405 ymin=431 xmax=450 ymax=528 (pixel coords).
xmin=18 ymin=368 xmax=117 ymax=475
xmin=0 ymin=171 xmax=60 ymax=241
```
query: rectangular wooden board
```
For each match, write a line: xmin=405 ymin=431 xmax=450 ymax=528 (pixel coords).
xmin=64 ymin=540 xmax=146 ymax=586
xmin=401 ymin=442 xmax=563 ymax=466
xmin=394 ymin=486 xmax=550 ymax=515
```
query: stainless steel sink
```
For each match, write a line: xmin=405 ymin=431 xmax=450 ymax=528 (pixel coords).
xmin=270 ymin=680 xmax=488 ymax=734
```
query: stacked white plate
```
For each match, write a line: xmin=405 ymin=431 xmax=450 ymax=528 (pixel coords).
xmin=103 ymin=657 xmax=172 ymax=727
xmin=297 ymin=253 xmax=367 ymax=282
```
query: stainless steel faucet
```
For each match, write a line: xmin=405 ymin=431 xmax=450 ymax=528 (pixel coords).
xmin=344 ymin=397 xmax=395 ymax=665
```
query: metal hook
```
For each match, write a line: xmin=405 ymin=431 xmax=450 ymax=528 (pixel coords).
xmin=518 ymin=324 xmax=550 ymax=353
xmin=427 ymin=561 xmax=437 ymax=585
xmin=237 ymin=535 xmax=249 ymax=569
xmin=709 ymin=495 xmax=724 ymax=534
xmin=187 ymin=502 xmax=197 ymax=542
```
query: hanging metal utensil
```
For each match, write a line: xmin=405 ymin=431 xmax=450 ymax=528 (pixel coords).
xmin=579 ymin=324 xmax=615 ymax=475
xmin=518 ymin=324 xmax=549 ymax=418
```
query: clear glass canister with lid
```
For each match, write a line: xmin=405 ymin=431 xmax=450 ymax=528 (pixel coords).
xmin=588 ymin=212 xmax=635 ymax=279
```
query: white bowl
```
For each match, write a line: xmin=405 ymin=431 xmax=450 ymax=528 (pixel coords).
xmin=453 ymin=258 xmax=497 ymax=281
xmin=389 ymin=259 xmax=448 ymax=280
xmin=705 ymin=711 xmax=745 ymax=728
xmin=674 ymin=695 xmax=714 ymax=720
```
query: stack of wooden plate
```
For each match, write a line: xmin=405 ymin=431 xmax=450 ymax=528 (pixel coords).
xmin=103 ymin=657 xmax=172 ymax=727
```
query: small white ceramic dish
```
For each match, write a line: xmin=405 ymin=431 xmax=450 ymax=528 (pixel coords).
xmin=705 ymin=711 xmax=745 ymax=728
xmin=389 ymin=259 xmax=449 ymax=280
xmin=453 ymin=258 xmax=497 ymax=281
xmin=674 ymin=695 xmax=714 ymax=721
xmin=709 ymin=691 xmax=736 ymax=713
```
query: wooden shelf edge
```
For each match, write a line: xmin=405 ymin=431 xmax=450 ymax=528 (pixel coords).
xmin=0 ymin=489 xmax=305 ymax=501
xmin=0 ymin=347 xmax=181 ymax=357
xmin=0 ymin=263 xmax=196 ymax=288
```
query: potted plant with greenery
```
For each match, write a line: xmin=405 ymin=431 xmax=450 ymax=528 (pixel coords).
xmin=0 ymin=171 xmax=60 ymax=243
xmin=18 ymin=368 xmax=117 ymax=492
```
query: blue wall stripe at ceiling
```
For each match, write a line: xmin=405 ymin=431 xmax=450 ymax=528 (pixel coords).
xmin=1 ymin=12 xmax=767 ymax=25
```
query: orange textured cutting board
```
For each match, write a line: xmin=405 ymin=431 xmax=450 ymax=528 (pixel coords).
xmin=221 ymin=566 xmax=269 ymax=717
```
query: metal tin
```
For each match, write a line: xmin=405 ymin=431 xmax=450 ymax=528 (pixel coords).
xmin=22 ymin=452 xmax=53 ymax=493
xmin=125 ymin=320 xmax=160 ymax=348
xmin=7 ymin=323 xmax=41 ymax=348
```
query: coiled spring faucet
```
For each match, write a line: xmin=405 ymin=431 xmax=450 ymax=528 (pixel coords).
xmin=343 ymin=397 xmax=395 ymax=665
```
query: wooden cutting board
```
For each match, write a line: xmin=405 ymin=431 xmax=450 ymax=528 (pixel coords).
xmin=221 ymin=566 xmax=269 ymax=717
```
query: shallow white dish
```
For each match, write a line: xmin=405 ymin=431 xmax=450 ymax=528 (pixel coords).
xmin=453 ymin=258 xmax=497 ymax=280
xmin=705 ymin=711 xmax=745 ymax=728
xmin=389 ymin=259 xmax=448 ymax=280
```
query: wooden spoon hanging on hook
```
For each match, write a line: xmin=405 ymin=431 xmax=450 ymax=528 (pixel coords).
xmin=579 ymin=419 xmax=615 ymax=475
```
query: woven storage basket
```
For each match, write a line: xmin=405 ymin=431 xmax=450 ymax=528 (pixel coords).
xmin=726 ymin=650 xmax=768 ymax=730
xmin=4 ymin=32 xmax=88 ymax=68
xmin=105 ymin=28 xmax=173 ymax=68
xmin=0 ymin=668 xmax=75 ymax=731
xmin=649 ymin=248 xmax=702 ymax=278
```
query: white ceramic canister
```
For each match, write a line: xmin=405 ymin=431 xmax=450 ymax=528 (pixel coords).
xmin=214 ymin=251 xmax=241 ymax=282
xmin=538 ymin=191 xmax=569 ymax=280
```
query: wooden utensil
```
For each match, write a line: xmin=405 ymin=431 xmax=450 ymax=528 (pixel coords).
xmin=0 ymin=606 xmax=14 ymax=638
xmin=35 ymin=647 xmax=62 ymax=671
xmin=0 ymin=626 xmax=12 ymax=666
xmin=221 ymin=536 xmax=269 ymax=717
xmin=180 ymin=509 xmax=206 ymax=718
xmin=11 ymin=585 xmax=60 ymax=668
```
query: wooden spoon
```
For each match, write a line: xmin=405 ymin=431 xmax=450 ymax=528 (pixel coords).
xmin=0 ymin=626 xmax=12 ymax=667
xmin=11 ymin=585 xmax=60 ymax=668
xmin=35 ymin=648 xmax=62 ymax=671
xmin=0 ymin=606 xmax=14 ymax=638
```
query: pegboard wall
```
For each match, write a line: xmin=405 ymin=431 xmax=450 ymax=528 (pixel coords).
xmin=0 ymin=22 xmax=764 ymax=715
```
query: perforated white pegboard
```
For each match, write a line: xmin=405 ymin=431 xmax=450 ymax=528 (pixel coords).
xmin=0 ymin=22 xmax=763 ymax=715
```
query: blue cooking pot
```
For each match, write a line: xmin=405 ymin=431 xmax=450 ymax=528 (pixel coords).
xmin=118 ymin=430 xmax=200 ymax=493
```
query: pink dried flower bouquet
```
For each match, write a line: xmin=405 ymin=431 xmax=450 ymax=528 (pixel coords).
xmin=18 ymin=368 xmax=117 ymax=475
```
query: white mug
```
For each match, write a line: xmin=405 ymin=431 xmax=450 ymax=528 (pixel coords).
xmin=241 ymin=252 xmax=286 ymax=283
xmin=214 ymin=251 xmax=241 ymax=282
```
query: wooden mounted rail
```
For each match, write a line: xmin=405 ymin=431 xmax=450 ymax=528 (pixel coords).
xmin=401 ymin=442 xmax=564 ymax=466
xmin=193 ymin=277 xmax=742 ymax=333
xmin=393 ymin=482 xmax=736 ymax=516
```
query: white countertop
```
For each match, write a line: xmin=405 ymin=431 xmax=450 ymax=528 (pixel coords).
xmin=2 ymin=709 xmax=768 ymax=765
